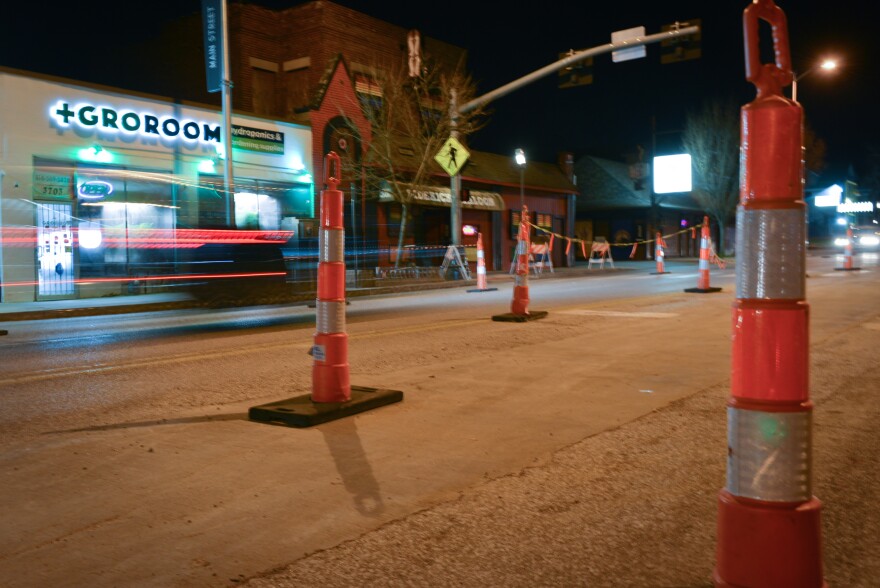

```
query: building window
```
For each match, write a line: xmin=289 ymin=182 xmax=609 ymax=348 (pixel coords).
xmin=252 ymin=68 xmax=278 ymax=116
xmin=74 ymin=164 xmax=176 ymax=280
xmin=198 ymin=175 xmax=312 ymax=230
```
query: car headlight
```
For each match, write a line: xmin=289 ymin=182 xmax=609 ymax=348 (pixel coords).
xmin=859 ymin=236 xmax=880 ymax=246
xmin=834 ymin=238 xmax=850 ymax=246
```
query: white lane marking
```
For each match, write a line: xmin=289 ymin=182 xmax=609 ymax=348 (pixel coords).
xmin=558 ymin=309 xmax=678 ymax=318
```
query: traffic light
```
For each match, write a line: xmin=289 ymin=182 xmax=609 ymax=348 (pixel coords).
xmin=661 ymin=19 xmax=701 ymax=64
xmin=558 ymin=50 xmax=593 ymax=88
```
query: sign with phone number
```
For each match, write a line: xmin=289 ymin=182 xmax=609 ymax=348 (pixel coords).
xmin=33 ymin=170 xmax=72 ymax=201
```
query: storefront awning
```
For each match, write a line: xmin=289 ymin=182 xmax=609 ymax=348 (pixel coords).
xmin=379 ymin=184 xmax=505 ymax=211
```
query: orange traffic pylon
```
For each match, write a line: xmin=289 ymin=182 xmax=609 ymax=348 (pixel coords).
xmin=685 ymin=216 xmax=722 ymax=293
xmin=716 ymin=2 xmax=824 ymax=584
xmin=492 ymin=206 xmax=547 ymax=322
xmin=467 ymin=232 xmax=498 ymax=293
xmin=248 ymin=152 xmax=402 ymax=427
xmin=312 ymin=154 xmax=351 ymax=403
xmin=650 ymin=231 xmax=669 ymax=274
xmin=835 ymin=226 xmax=861 ymax=271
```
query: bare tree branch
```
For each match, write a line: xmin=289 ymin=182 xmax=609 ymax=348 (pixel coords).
xmin=682 ymin=99 xmax=740 ymax=251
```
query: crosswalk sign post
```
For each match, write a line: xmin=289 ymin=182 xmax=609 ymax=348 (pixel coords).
xmin=434 ymin=136 xmax=470 ymax=177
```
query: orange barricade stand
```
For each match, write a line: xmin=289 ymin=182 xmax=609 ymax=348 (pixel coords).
xmin=588 ymin=240 xmax=615 ymax=269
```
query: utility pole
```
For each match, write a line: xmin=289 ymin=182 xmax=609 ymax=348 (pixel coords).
xmin=219 ymin=0 xmax=235 ymax=228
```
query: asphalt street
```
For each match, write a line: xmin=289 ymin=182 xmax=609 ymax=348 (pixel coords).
xmin=0 ymin=255 xmax=878 ymax=587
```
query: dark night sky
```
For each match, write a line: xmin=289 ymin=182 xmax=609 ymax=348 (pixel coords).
xmin=3 ymin=0 xmax=877 ymax=178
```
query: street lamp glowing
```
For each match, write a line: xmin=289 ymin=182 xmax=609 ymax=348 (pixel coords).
xmin=792 ymin=57 xmax=840 ymax=102
xmin=515 ymin=148 xmax=526 ymax=167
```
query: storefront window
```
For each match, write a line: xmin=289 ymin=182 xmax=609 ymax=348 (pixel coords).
xmin=74 ymin=164 xmax=175 ymax=279
xmin=198 ymin=174 xmax=312 ymax=230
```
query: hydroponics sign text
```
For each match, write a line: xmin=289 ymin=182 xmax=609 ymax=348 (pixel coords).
xmin=231 ymin=125 xmax=285 ymax=154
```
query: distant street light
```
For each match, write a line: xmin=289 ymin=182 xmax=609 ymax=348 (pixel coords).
xmin=792 ymin=58 xmax=838 ymax=102
xmin=515 ymin=148 xmax=526 ymax=209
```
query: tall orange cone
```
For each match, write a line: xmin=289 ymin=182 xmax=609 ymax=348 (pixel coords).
xmin=685 ymin=216 xmax=722 ymax=293
xmin=511 ymin=207 xmax=531 ymax=315
xmin=467 ymin=232 xmax=498 ymax=293
xmin=650 ymin=231 xmax=669 ymax=274
xmin=834 ymin=226 xmax=861 ymax=271
xmin=492 ymin=205 xmax=547 ymax=322
xmin=248 ymin=152 xmax=403 ymax=427
xmin=312 ymin=153 xmax=350 ymax=403
xmin=716 ymin=2 xmax=825 ymax=585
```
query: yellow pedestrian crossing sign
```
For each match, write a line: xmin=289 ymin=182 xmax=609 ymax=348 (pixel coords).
xmin=434 ymin=137 xmax=470 ymax=176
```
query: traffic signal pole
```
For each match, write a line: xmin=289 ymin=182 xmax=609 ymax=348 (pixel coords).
xmin=445 ymin=23 xmax=699 ymax=255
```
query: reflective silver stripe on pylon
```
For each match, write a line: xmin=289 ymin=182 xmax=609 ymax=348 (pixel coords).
xmin=316 ymin=300 xmax=346 ymax=334
xmin=513 ymin=239 xmax=527 ymax=286
xmin=699 ymin=237 xmax=710 ymax=270
xmin=319 ymin=228 xmax=344 ymax=263
xmin=726 ymin=406 xmax=811 ymax=502
xmin=736 ymin=207 xmax=806 ymax=299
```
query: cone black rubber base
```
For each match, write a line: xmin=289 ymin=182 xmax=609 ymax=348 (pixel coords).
xmin=834 ymin=267 xmax=862 ymax=271
xmin=491 ymin=310 xmax=548 ymax=322
xmin=248 ymin=385 xmax=403 ymax=428
xmin=466 ymin=287 xmax=498 ymax=293
xmin=650 ymin=271 xmax=670 ymax=275
xmin=0 ymin=329 xmax=7 ymax=336
xmin=684 ymin=286 xmax=722 ymax=293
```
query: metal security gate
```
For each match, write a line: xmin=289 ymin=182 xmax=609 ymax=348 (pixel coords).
xmin=36 ymin=202 xmax=75 ymax=298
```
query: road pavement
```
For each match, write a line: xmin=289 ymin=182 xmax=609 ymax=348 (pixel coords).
xmin=1 ymin=254 xmax=878 ymax=587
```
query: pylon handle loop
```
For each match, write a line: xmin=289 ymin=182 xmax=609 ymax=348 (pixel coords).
xmin=324 ymin=151 xmax=341 ymax=190
xmin=743 ymin=0 xmax=792 ymax=96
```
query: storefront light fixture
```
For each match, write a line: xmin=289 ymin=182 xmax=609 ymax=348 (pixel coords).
xmin=78 ymin=144 xmax=113 ymax=163
xmin=198 ymin=158 xmax=217 ymax=173
xmin=78 ymin=221 xmax=103 ymax=249
xmin=289 ymin=153 xmax=305 ymax=172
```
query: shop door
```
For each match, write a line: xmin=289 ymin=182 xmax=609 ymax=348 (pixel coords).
xmin=553 ymin=216 xmax=565 ymax=267
xmin=36 ymin=202 xmax=76 ymax=299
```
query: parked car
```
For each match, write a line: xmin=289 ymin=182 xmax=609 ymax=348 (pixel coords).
xmin=835 ymin=225 xmax=880 ymax=251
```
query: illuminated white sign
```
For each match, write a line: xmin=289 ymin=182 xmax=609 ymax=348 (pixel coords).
xmin=653 ymin=154 xmax=692 ymax=194
xmin=814 ymin=184 xmax=842 ymax=207
xmin=837 ymin=201 xmax=874 ymax=213
xmin=50 ymin=100 xmax=221 ymax=144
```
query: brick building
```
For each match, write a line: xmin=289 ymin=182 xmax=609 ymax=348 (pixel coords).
xmin=140 ymin=0 xmax=578 ymax=271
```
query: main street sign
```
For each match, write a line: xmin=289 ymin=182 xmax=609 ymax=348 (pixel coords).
xmin=434 ymin=136 xmax=470 ymax=176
